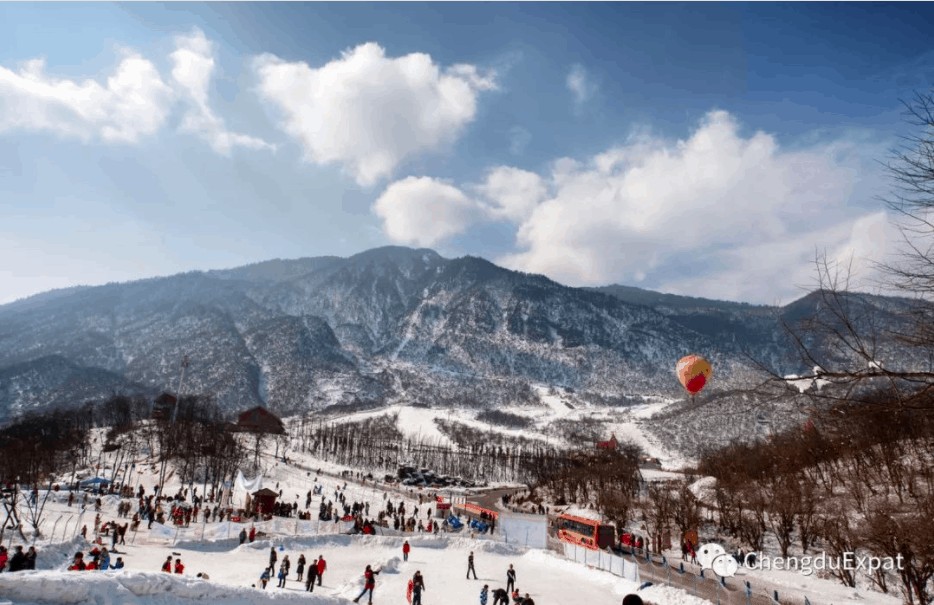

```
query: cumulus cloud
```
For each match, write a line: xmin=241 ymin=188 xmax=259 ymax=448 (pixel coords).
xmin=658 ymin=211 xmax=897 ymax=303
xmin=566 ymin=63 xmax=598 ymax=112
xmin=0 ymin=28 xmax=274 ymax=154
xmin=475 ymin=166 xmax=547 ymax=223
xmin=494 ymin=111 xmax=870 ymax=294
xmin=379 ymin=110 xmax=888 ymax=304
xmin=252 ymin=42 xmax=497 ymax=186
xmin=373 ymin=176 xmax=485 ymax=246
xmin=170 ymin=29 xmax=276 ymax=154
xmin=0 ymin=52 xmax=174 ymax=143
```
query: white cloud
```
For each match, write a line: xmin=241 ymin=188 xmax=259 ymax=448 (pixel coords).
xmin=0 ymin=29 xmax=274 ymax=155
xmin=492 ymin=111 xmax=870 ymax=296
xmin=0 ymin=52 xmax=174 ymax=143
xmin=566 ymin=63 xmax=598 ymax=112
xmin=377 ymin=110 xmax=888 ymax=304
xmin=170 ymin=29 xmax=276 ymax=155
xmin=475 ymin=166 xmax=548 ymax=223
xmin=657 ymin=210 xmax=898 ymax=303
xmin=373 ymin=176 xmax=484 ymax=246
xmin=252 ymin=42 xmax=497 ymax=186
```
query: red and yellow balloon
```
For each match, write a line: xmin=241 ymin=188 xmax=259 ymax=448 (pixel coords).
xmin=676 ymin=355 xmax=712 ymax=396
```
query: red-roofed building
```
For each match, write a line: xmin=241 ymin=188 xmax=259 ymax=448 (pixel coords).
xmin=596 ymin=433 xmax=618 ymax=451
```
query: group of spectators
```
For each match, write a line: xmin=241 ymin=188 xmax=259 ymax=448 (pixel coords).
xmin=0 ymin=545 xmax=37 ymax=572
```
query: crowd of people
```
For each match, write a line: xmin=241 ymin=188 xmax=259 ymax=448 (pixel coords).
xmin=254 ymin=546 xmax=327 ymax=591
xmin=67 ymin=546 xmax=123 ymax=571
xmin=0 ymin=545 xmax=37 ymax=572
xmin=12 ymin=466 xmax=550 ymax=603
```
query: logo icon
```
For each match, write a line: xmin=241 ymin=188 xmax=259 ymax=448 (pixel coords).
xmin=697 ymin=543 xmax=738 ymax=578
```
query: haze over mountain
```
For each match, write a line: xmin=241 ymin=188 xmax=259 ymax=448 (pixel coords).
xmin=0 ymin=246 xmax=922 ymax=423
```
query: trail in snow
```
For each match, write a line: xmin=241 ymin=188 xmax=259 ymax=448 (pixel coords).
xmin=391 ymin=298 xmax=430 ymax=360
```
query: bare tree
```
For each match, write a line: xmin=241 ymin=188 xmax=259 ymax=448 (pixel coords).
xmin=671 ymin=482 xmax=703 ymax=546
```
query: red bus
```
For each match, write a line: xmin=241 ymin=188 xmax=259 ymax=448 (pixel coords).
xmin=555 ymin=513 xmax=615 ymax=550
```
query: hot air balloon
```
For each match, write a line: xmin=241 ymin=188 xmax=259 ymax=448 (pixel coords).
xmin=676 ymin=355 xmax=712 ymax=398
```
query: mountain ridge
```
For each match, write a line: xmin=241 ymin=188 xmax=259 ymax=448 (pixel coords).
xmin=0 ymin=246 xmax=922 ymax=423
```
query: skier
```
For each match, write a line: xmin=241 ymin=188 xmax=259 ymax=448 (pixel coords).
xmin=282 ymin=555 xmax=290 ymax=577
xmin=480 ymin=584 xmax=489 ymax=605
xmin=403 ymin=540 xmax=411 ymax=562
xmin=259 ymin=567 xmax=270 ymax=589
xmin=174 ymin=558 xmax=184 ymax=574
xmin=467 ymin=551 xmax=478 ymax=579
xmin=352 ymin=564 xmax=381 ymax=604
xmin=411 ymin=570 xmax=426 ymax=605
xmin=306 ymin=557 xmax=319 ymax=591
xmin=161 ymin=555 xmax=172 ymax=572
xmin=249 ymin=526 xmax=256 ymax=542
xmin=111 ymin=557 xmax=124 ymax=570
xmin=269 ymin=547 xmax=277 ymax=569
xmin=316 ymin=555 xmax=327 ymax=585
xmin=296 ymin=554 xmax=306 ymax=581
xmin=239 ymin=528 xmax=247 ymax=545
xmin=506 ymin=564 xmax=516 ymax=593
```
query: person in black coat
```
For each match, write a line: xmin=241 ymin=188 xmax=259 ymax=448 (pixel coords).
xmin=305 ymin=558 xmax=319 ymax=592
xmin=492 ymin=587 xmax=511 ymax=605
xmin=506 ymin=564 xmax=516 ymax=593
xmin=467 ymin=551 xmax=477 ymax=579
xmin=25 ymin=546 xmax=37 ymax=570
xmin=8 ymin=546 xmax=27 ymax=572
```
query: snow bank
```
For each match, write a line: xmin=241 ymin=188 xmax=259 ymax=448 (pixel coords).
xmin=0 ymin=570 xmax=346 ymax=605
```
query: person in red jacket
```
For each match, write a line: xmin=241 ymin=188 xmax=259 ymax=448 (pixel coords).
xmin=68 ymin=552 xmax=85 ymax=571
xmin=249 ymin=526 xmax=256 ymax=542
xmin=0 ymin=546 xmax=7 ymax=572
xmin=402 ymin=541 xmax=410 ymax=562
xmin=352 ymin=564 xmax=381 ymax=604
xmin=316 ymin=555 xmax=326 ymax=586
xmin=162 ymin=555 xmax=172 ymax=572
xmin=174 ymin=558 xmax=185 ymax=574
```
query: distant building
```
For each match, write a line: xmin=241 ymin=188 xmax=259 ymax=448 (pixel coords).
xmin=236 ymin=406 xmax=285 ymax=434
xmin=596 ymin=433 xmax=618 ymax=451
xmin=250 ymin=488 xmax=279 ymax=514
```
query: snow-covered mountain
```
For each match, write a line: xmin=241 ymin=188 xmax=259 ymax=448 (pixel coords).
xmin=0 ymin=246 xmax=922 ymax=421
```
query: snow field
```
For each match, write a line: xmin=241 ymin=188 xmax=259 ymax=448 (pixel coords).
xmin=2 ymin=534 xmax=680 ymax=605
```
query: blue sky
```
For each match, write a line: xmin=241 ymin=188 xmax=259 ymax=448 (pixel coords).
xmin=2 ymin=2 xmax=934 ymax=305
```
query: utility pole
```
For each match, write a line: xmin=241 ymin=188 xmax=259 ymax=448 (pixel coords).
xmin=171 ymin=355 xmax=190 ymax=424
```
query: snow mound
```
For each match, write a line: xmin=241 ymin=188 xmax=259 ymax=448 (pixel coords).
xmin=34 ymin=535 xmax=89 ymax=571
xmin=375 ymin=555 xmax=403 ymax=574
xmin=0 ymin=570 xmax=346 ymax=605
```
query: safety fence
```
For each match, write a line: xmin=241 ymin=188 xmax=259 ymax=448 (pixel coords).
xmin=558 ymin=542 xmax=826 ymax=605
xmin=561 ymin=542 xmax=640 ymax=582
xmin=37 ymin=513 xmax=358 ymax=548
